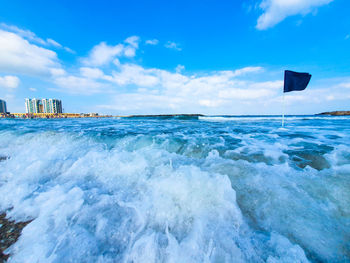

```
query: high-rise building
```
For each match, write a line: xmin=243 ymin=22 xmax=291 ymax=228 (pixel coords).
xmin=42 ymin=99 xmax=50 ymax=113
xmin=0 ymin=99 xmax=7 ymax=113
xmin=25 ymin=98 xmax=32 ymax=113
xmin=25 ymin=98 xmax=63 ymax=113
xmin=49 ymin=99 xmax=63 ymax=113
xmin=25 ymin=98 xmax=40 ymax=113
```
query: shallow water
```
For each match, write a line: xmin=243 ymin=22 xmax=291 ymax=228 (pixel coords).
xmin=0 ymin=116 xmax=349 ymax=262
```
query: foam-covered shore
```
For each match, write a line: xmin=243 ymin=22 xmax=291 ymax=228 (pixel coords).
xmin=0 ymin=117 xmax=349 ymax=262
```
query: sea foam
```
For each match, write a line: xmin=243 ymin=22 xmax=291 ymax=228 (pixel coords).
xmin=0 ymin=117 xmax=349 ymax=262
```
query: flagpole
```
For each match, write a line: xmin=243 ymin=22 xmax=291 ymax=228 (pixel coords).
xmin=282 ymin=70 xmax=311 ymax=127
xmin=282 ymin=92 xmax=285 ymax=127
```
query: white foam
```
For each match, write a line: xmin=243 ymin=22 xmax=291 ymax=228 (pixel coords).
xmin=0 ymin=119 xmax=349 ymax=262
xmin=199 ymin=115 xmax=350 ymax=122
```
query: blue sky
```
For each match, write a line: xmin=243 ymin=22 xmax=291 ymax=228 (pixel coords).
xmin=0 ymin=0 xmax=349 ymax=115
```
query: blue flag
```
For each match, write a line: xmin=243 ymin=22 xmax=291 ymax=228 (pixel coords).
xmin=284 ymin=70 xmax=311 ymax=93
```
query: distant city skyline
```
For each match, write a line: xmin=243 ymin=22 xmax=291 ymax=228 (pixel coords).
xmin=0 ymin=0 xmax=350 ymax=115
xmin=25 ymin=98 xmax=63 ymax=114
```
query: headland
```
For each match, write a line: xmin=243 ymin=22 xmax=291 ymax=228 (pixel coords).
xmin=316 ymin=111 xmax=350 ymax=116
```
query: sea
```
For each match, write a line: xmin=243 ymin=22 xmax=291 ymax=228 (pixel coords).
xmin=0 ymin=116 xmax=349 ymax=263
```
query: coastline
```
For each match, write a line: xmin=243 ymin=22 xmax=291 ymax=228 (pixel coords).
xmin=316 ymin=111 xmax=350 ymax=116
xmin=0 ymin=113 xmax=205 ymax=119
xmin=1 ymin=112 xmax=350 ymax=120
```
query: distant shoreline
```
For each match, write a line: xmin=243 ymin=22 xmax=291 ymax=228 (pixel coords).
xmin=1 ymin=112 xmax=350 ymax=119
xmin=316 ymin=111 xmax=350 ymax=116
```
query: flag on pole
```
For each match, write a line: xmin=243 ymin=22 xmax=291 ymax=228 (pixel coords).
xmin=281 ymin=70 xmax=311 ymax=127
xmin=284 ymin=70 xmax=312 ymax=93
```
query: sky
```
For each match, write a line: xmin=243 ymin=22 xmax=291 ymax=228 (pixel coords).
xmin=0 ymin=0 xmax=349 ymax=115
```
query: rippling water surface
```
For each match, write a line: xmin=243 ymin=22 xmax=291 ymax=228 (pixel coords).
xmin=0 ymin=116 xmax=349 ymax=262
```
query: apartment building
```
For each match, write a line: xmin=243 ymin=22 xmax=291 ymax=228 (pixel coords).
xmin=25 ymin=98 xmax=63 ymax=114
xmin=0 ymin=99 xmax=7 ymax=113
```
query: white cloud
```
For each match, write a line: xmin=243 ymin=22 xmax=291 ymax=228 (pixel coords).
xmin=175 ymin=64 xmax=185 ymax=73
xmin=50 ymin=68 xmax=66 ymax=77
xmin=56 ymin=60 xmax=271 ymax=111
xmin=283 ymin=87 xmax=350 ymax=105
xmin=256 ymin=0 xmax=334 ymax=30
xmin=0 ymin=23 xmax=73 ymax=52
xmin=2 ymin=25 xmax=347 ymax=115
xmin=0 ymin=23 xmax=47 ymax=45
xmin=335 ymin=82 xmax=350 ymax=89
xmin=46 ymin=38 xmax=62 ymax=48
xmin=165 ymin=41 xmax=182 ymax=51
xmin=0 ymin=75 xmax=20 ymax=108
xmin=95 ymin=64 xmax=350 ymax=115
xmin=54 ymin=75 xmax=107 ymax=94
xmin=83 ymin=37 xmax=140 ymax=66
xmin=0 ymin=29 xmax=62 ymax=76
xmin=80 ymin=67 xmax=105 ymax=79
xmin=124 ymin=46 xmax=136 ymax=57
xmin=218 ymin=81 xmax=282 ymax=100
xmin=145 ymin=39 xmax=159 ymax=45
xmin=83 ymin=42 xmax=124 ymax=66
xmin=29 ymin=87 xmax=37 ymax=92
xmin=124 ymin=36 xmax=140 ymax=48
xmin=230 ymin=66 xmax=263 ymax=76
xmin=64 ymin=47 xmax=75 ymax=54
xmin=0 ymin=75 xmax=20 ymax=89
xmin=113 ymin=58 xmax=121 ymax=67
xmin=93 ymin=64 xmax=284 ymax=114
xmin=111 ymin=64 xmax=160 ymax=87
xmin=198 ymin=99 xmax=225 ymax=108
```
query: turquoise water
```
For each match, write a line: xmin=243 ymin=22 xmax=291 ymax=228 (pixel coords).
xmin=0 ymin=116 xmax=349 ymax=262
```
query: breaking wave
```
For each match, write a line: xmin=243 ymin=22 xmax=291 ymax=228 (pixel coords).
xmin=0 ymin=117 xmax=349 ymax=262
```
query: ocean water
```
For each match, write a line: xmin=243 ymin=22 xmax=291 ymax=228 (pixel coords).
xmin=0 ymin=116 xmax=349 ymax=263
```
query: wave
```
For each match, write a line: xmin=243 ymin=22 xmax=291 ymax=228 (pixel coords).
xmin=125 ymin=114 xmax=201 ymax=120
xmin=0 ymin=119 xmax=349 ymax=262
xmin=199 ymin=115 xmax=350 ymax=122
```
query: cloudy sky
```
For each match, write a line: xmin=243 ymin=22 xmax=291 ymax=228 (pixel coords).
xmin=0 ymin=0 xmax=349 ymax=115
